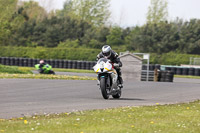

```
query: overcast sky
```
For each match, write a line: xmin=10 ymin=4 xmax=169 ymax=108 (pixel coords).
xmin=23 ymin=0 xmax=200 ymax=27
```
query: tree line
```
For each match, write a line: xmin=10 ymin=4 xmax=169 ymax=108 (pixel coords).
xmin=0 ymin=0 xmax=200 ymax=55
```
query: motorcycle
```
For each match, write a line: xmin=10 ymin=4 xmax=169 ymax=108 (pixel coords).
xmin=35 ymin=64 xmax=55 ymax=74
xmin=93 ymin=58 xmax=122 ymax=99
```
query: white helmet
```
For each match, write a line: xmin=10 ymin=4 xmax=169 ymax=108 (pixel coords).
xmin=102 ymin=45 xmax=111 ymax=58
xmin=39 ymin=60 xmax=44 ymax=64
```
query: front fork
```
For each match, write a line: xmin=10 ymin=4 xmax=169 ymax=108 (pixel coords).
xmin=110 ymin=73 xmax=118 ymax=90
xmin=97 ymin=74 xmax=111 ymax=88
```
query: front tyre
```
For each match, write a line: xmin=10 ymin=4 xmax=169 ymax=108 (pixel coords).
xmin=112 ymin=87 xmax=121 ymax=99
xmin=49 ymin=70 xmax=55 ymax=75
xmin=100 ymin=78 xmax=109 ymax=99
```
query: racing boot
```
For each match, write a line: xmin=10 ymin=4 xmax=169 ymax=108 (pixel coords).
xmin=118 ymin=76 xmax=123 ymax=88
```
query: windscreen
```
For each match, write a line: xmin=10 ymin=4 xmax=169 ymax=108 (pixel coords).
xmin=97 ymin=58 xmax=108 ymax=63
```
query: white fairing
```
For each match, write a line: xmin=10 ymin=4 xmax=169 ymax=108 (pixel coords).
xmin=93 ymin=58 xmax=118 ymax=90
xmin=93 ymin=58 xmax=113 ymax=73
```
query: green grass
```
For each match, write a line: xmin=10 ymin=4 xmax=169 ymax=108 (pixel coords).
xmin=0 ymin=65 xmax=95 ymax=80
xmin=50 ymin=68 xmax=94 ymax=73
xmin=1 ymin=101 xmax=200 ymax=133
xmin=0 ymin=73 xmax=96 ymax=80
xmin=175 ymin=75 xmax=200 ymax=79
xmin=0 ymin=65 xmax=32 ymax=74
xmin=0 ymin=65 xmax=94 ymax=74
xmin=17 ymin=67 xmax=94 ymax=73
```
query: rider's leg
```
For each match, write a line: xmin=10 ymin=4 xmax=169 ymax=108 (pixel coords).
xmin=39 ymin=68 xmax=44 ymax=74
xmin=116 ymin=68 xmax=123 ymax=85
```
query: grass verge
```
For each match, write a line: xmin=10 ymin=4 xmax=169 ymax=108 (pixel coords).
xmin=0 ymin=101 xmax=200 ymax=133
xmin=0 ymin=65 xmax=32 ymax=74
xmin=15 ymin=66 xmax=94 ymax=73
xmin=18 ymin=67 xmax=94 ymax=73
xmin=0 ymin=65 xmax=94 ymax=75
xmin=53 ymin=68 xmax=94 ymax=73
xmin=0 ymin=73 xmax=96 ymax=80
xmin=174 ymin=75 xmax=200 ymax=79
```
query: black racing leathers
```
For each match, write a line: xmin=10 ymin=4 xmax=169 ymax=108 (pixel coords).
xmin=39 ymin=63 xmax=46 ymax=73
xmin=97 ymin=50 xmax=123 ymax=84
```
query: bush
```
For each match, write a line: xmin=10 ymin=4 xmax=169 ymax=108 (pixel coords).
xmin=0 ymin=46 xmax=101 ymax=61
xmin=1 ymin=46 xmax=200 ymax=65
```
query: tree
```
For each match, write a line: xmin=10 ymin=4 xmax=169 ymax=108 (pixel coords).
xmin=18 ymin=1 xmax=47 ymax=22
xmin=60 ymin=0 xmax=111 ymax=26
xmin=177 ymin=19 xmax=200 ymax=54
xmin=106 ymin=26 xmax=124 ymax=46
xmin=0 ymin=0 xmax=18 ymax=45
xmin=146 ymin=0 xmax=168 ymax=24
xmin=0 ymin=0 xmax=17 ymax=20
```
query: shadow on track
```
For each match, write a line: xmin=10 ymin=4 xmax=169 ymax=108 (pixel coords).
xmin=109 ymin=98 xmax=145 ymax=101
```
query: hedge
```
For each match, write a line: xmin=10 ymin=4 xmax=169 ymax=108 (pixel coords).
xmin=150 ymin=52 xmax=200 ymax=65
xmin=1 ymin=46 xmax=200 ymax=65
xmin=0 ymin=46 xmax=101 ymax=61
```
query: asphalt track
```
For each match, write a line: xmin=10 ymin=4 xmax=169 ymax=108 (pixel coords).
xmin=1 ymin=77 xmax=200 ymax=119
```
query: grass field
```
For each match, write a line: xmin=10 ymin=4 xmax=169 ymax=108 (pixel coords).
xmin=0 ymin=65 xmax=32 ymax=74
xmin=0 ymin=101 xmax=200 ymax=133
xmin=0 ymin=65 xmax=95 ymax=80
xmin=0 ymin=65 xmax=93 ymax=74
xmin=0 ymin=73 xmax=96 ymax=80
xmin=53 ymin=68 xmax=93 ymax=73
xmin=18 ymin=67 xmax=94 ymax=73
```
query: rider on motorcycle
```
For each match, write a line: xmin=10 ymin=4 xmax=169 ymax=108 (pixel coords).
xmin=38 ymin=60 xmax=46 ymax=73
xmin=97 ymin=45 xmax=123 ymax=86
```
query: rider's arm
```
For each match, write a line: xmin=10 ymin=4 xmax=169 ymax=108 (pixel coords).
xmin=38 ymin=64 xmax=44 ymax=73
xmin=115 ymin=58 xmax=122 ymax=67
xmin=39 ymin=64 xmax=43 ymax=69
xmin=113 ymin=51 xmax=122 ymax=67
xmin=96 ymin=52 xmax=103 ymax=61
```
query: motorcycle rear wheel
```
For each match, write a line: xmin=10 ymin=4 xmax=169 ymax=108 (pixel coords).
xmin=100 ymin=78 xmax=109 ymax=99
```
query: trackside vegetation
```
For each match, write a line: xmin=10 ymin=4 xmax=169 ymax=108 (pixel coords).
xmin=0 ymin=64 xmax=32 ymax=74
xmin=0 ymin=73 xmax=96 ymax=80
xmin=0 ymin=65 xmax=95 ymax=80
xmin=174 ymin=75 xmax=200 ymax=79
xmin=0 ymin=101 xmax=200 ymax=133
xmin=1 ymin=46 xmax=200 ymax=65
xmin=0 ymin=46 xmax=100 ymax=61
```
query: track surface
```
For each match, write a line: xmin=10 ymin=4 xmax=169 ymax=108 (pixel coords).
xmin=1 ymin=78 xmax=200 ymax=119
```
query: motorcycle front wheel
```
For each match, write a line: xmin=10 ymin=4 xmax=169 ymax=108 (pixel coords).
xmin=112 ymin=87 xmax=121 ymax=99
xmin=49 ymin=70 xmax=55 ymax=75
xmin=100 ymin=78 xmax=109 ymax=99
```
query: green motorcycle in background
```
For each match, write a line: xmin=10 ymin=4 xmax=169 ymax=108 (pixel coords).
xmin=35 ymin=64 xmax=55 ymax=74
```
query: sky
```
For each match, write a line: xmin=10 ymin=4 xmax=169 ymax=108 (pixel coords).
xmin=110 ymin=0 xmax=200 ymax=27
xmin=22 ymin=0 xmax=200 ymax=27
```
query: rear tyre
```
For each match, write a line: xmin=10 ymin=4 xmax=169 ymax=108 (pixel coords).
xmin=100 ymin=78 xmax=109 ymax=99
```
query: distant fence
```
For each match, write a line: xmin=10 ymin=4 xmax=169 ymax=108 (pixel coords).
xmin=0 ymin=57 xmax=96 ymax=70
